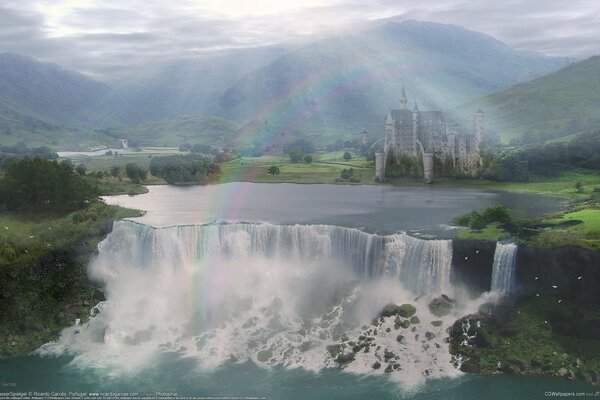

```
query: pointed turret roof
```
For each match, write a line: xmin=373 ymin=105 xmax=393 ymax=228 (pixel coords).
xmin=413 ymin=101 xmax=419 ymax=112
xmin=400 ymin=85 xmax=406 ymax=97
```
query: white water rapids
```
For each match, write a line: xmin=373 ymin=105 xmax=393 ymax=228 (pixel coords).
xmin=37 ymin=221 xmax=495 ymax=385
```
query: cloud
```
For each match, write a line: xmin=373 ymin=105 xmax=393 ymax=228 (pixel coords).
xmin=0 ymin=0 xmax=598 ymax=79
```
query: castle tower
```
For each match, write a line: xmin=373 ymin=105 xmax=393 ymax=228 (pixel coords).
xmin=475 ymin=109 xmax=485 ymax=147
xmin=412 ymin=102 xmax=419 ymax=156
xmin=375 ymin=151 xmax=385 ymax=181
xmin=399 ymin=86 xmax=407 ymax=110
xmin=423 ymin=152 xmax=434 ymax=184
xmin=361 ymin=130 xmax=368 ymax=146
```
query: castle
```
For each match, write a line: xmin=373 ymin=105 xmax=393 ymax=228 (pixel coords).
xmin=375 ymin=87 xmax=484 ymax=183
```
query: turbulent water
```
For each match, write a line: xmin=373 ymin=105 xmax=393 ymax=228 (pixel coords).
xmin=490 ymin=242 xmax=518 ymax=293
xmin=36 ymin=220 xmax=474 ymax=385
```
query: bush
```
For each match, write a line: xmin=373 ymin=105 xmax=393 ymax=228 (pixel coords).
xmin=482 ymin=205 xmax=512 ymax=224
xmin=469 ymin=211 xmax=487 ymax=230
xmin=340 ymin=168 xmax=354 ymax=180
xmin=304 ymin=155 xmax=313 ymax=164
xmin=343 ymin=151 xmax=352 ymax=161
xmin=267 ymin=166 xmax=280 ymax=176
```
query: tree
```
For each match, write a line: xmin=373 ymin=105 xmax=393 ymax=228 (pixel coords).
xmin=343 ymin=151 xmax=352 ymax=161
xmin=267 ymin=166 xmax=280 ymax=176
xmin=304 ymin=155 xmax=313 ymax=164
xmin=289 ymin=146 xmax=304 ymax=163
xmin=125 ymin=163 xmax=147 ymax=184
xmin=110 ymin=165 xmax=121 ymax=177
xmin=0 ymin=157 xmax=98 ymax=212
xmin=75 ymin=164 xmax=87 ymax=176
xmin=575 ymin=181 xmax=583 ymax=192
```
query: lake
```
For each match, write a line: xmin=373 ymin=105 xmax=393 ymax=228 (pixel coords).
xmin=103 ymin=182 xmax=563 ymax=237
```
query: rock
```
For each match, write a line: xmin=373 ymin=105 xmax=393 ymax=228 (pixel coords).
xmin=428 ymin=296 xmax=454 ymax=317
xmin=395 ymin=317 xmax=410 ymax=329
xmin=508 ymin=359 xmax=525 ymax=370
xmin=410 ymin=316 xmax=420 ymax=324
xmin=372 ymin=361 xmax=381 ymax=370
xmin=93 ymin=290 xmax=106 ymax=301
xmin=352 ymin=345 xmax=361 ymax=353
xmin=531 ymin=358 xmax=542 ymax=368
xmin=384 ymin=349 xmax=395 ymax=362
xmin=396 ymin=335 xmax=406 ymax=344
xmin=477 ymin=301 xmax=495 ymax=316
xmin=425 ymin=332 xmax=436 ymax=341
xmin=384 ymin=364 xmax=394 ymax=373
xmin=326 ymin=344 xmax=343 ymax=357
xmin=257 ymin=350 xmax=272 ymax=363
xmin=558 ymin=367 xmax=568 ymax=377
xmin=385 ymin=328 xmax=391 ymax=333
xmin=431 ymin=320 xmax=443 ymax=327
xmin=380 ymin=303 xmax=416 ymax=318
xmin=474 ymin=326 xmax=491 ymax=348
xmin=336 ymin=352 xmax=355 ymax=365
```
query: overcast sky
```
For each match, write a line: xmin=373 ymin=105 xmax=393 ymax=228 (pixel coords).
xmin=1 ymin=0 xmax=599 ymax=80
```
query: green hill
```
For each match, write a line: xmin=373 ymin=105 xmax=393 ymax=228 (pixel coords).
xmin=112 ymin=115 xmax=240 ymax=147
xmin=466 ymin=56 xmax=600 ymax=144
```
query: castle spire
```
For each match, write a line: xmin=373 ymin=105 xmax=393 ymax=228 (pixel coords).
xmin=413 ymin=101 xmax=419 ymax=112
xmin=399 ymin=86 xmax=408 ymax=109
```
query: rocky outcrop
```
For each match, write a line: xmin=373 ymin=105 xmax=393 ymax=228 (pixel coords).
xmin=451 ymin=239 xmax=496 ymax=296
xmin=516 ymin=245 xmax=600 ymax=307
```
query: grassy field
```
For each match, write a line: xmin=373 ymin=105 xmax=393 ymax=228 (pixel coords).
xmin=61 ymin=147 xmax=185 ymax=171
xmin=456 ymin=222 xmax=512 ymax=241
xmin=219 ymin=152 xmax=374 ymax=184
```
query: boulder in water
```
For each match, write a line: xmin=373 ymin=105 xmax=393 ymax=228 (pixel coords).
xmin=410 ymin=316 xmax=420 ymax=324
xmin=326 ymin=344 xmax=343 ymax=357
xmin=372 ymin=361 xmax=381 ymax=369
xmin=257 ymin=349 xmax=272 ymax=362
xmin=380 ymin=303 xmax=416 ymax=318
xmin=431 ymin=320 xmax=444 ymax=327
xmin=335 ymin=351 xmax=355 ymax=365
xmin=428 ymin=296 xmax=454 ymax=317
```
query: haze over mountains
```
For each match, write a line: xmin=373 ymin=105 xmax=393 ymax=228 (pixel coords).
xmin=1 ymin=19 xmax=591 ymax=150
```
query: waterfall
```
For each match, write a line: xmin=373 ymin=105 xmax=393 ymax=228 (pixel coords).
xmin=38 ymin=220 xmax=458 ymax=383
xmin=491 ymin=241 xmax=518 ymax=293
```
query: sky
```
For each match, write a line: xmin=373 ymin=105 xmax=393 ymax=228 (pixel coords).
xmin=0 ymin=0 xmax=599 ymax=80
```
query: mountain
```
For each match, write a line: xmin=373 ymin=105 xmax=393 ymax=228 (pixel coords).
xmin=465 ymin=56 xmax=600 ymax=144
xmin=217 ymin=20 xmax=569 ymax=142
xmin=0 ymin=21 xmax=573 ymax=149
xmin=86 ymin=46 xmax=291 ymax=127
xmin=0 ymin=52 xmax=109 ymax=127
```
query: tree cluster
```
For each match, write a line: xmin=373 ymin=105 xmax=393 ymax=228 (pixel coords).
xmin=149 ymin=154 xmax=220 ymax=185
xmin=0 ymin=157 xmax=98 ymax=212
xmin=482 ymin=130 xmax=600 ymax=182
xmin=454 ymin=204 xmax=512 ymax=231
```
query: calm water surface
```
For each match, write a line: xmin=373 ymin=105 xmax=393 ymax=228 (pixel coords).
xmin=104 ymin=182 xmax=563 ymax=237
